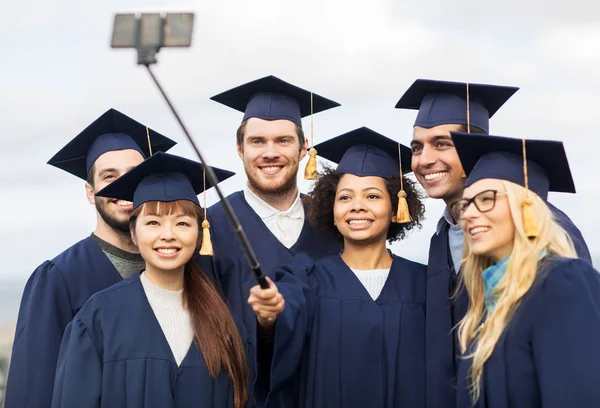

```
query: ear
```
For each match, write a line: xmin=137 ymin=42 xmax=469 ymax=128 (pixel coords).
xmin=130 ymin=226 xmax=137 ymax=247
xmin=236 ymin=142 xmax=244 ymax=161
xmin=85 ymin=182 xmax=95 ymax=205
xmin=299 ymin=137 xmax=309 ymax=161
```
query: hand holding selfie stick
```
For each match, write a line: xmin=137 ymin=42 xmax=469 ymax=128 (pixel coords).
xmin=110 ymin=12 xmax=269 ymax=289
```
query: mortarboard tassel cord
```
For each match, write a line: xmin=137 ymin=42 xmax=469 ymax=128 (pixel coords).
xmin=199 ymin=168 xmax=214 ymax=255
xmin=146 ymin=126 xmax=153 ymax=156
xmin=304 ymin=92 xmax=318 ymax=180
xmin=521 ymin=139 xmax=539 ymax=239
xmin=394 ymin=144 xmax=412 ymax=223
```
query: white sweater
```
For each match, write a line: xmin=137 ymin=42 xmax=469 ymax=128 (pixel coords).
xmin=140 ymin=273 xmax=195 ymax=366
xmin=350 ymin=268 xmax=390 ymax=300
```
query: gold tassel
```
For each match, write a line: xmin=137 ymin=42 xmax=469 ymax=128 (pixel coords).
xmin=304 ymin=147 xmax=318 ymax=180
xmin=521 ymin=139 xmax=538 ymax=239
xmin=522 ymin=197 xmax=538 ymax=239
xmin=394 ymin=190 xmax=412 ymax=223
xmin=199 ymin=219 xmax=213 ymax=255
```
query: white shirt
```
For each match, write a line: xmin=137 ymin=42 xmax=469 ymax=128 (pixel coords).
xmin=140 ymin=273 xmax=194 ymax=366
xmin=243 ymin=186 xmax=305 ymax=248
xmin=350 ymin=268 xmax=391 ymax=300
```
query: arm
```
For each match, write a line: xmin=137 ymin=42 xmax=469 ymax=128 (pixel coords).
xmin=5 ymin=262 xmax=73 ymax=408
xmin=533 ymin=260 xmax=600 ymax=407
xmin=51 ymin=319 xmax=102 ymax=408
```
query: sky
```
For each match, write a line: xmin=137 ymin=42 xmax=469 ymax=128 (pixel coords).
xmin=0 ymin=0 xmax=598 ymax=324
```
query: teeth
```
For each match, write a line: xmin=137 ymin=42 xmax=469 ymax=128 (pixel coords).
xmin=157 ymin=248 xmax=178 ymax=254
xmin=424 ymin=172 xmax=448 ymax=181
xmin=262 ymin=166 xmax=281 ymax=173
xmin=116 ymin=200 xmax=133 ymax=207
xmin=348 ymin=220 xmax=372 ymax=225
xmin=470 ymin=226 xmax=490 ymax=234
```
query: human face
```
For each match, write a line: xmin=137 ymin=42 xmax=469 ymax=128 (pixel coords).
xmin=86 ymin=149 xmax=144 ymax=233
xmin=333 ymin=174 xmax=393 ymax=245
xmin=410 ymin=124 xmax=466 ymax=205
xmin=237 ymin=118 xmax=308 ymax=197
xmin=133 ymin=207 xmax=199 ymax=276
xmin=460 ymin=179 xmax=515 ymax=262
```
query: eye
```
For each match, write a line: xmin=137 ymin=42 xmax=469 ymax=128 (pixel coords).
xmin=103 ymin=174 xmax=116 ymax=181
xmin=177 ymin=221 xmax=191 ymax=227
xmin=249 ymin=139 xmax=263 ymax=145
xmin=146 ymin=220 xmax=159 ymax=226
xmin=338 ymin=195 xmax=351 ymax=201
xmin=435 ymin=141 xmax=452 ymax=148
xmin=411 ymin=146 xmax=422 ymax=154
xmin=278 ymin=138 xmax=291 ymax=144
xmin=367 ymin=194 xmax=380 ymax=199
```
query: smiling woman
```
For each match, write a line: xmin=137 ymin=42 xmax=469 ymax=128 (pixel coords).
xmin=51 ymin=152 xmax=254 ymax=408
xmin=248 ymin=127 xmax=429 ymax=407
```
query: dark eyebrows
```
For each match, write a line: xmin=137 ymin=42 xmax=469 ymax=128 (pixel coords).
xmin=337 ymin=187 xmax=385 ymax=194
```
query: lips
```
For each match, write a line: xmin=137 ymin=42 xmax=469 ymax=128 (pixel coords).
xmin=423 ymin=171 xmax=449 ymax=181
xmin=469 ymin=225 xmax=490 ymax=239
xmin=153 ymin=247 xmax=181 ymax=258
xmin=259 ymin=165 xmax=284 ymax=174
xmin=113 ymin=200 xmax=134 ymax=210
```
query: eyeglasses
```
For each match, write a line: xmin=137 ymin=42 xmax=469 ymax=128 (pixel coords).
xmin=450 ymin=189 xmax=507 ymax=220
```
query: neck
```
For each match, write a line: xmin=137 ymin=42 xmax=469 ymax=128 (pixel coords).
xmin=143 ymin=265 xmax=185 ymax=291
xmin=94 ymin=216 xmax=138 ymax=253
xmin=341 ymin=238 xmax=392 ymax=270
xmin=248 ymin=183 xmax=299 ymax=212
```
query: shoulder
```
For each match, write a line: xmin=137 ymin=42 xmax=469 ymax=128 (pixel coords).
xmin=78 ymin=275 xmax=141 ymax=317
xmin=392 ymin=255 xmax=427 ymax=272
xmin=207 ymin=191 xmax=244 ymax=217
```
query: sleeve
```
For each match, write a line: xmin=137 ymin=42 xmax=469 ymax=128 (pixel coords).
xmin=51 ymin=318 xmax=102 ymax=408
xmin=256 ymin=256 xmax=316 ymax=405
xmin=532 ymin=260 xmax=600 ymax=407
xmin=4 ymin=262 xmax=74 ymax=408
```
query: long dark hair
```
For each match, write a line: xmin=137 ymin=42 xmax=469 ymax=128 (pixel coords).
xmin=130 ymin=200 xmax=249 ymax=408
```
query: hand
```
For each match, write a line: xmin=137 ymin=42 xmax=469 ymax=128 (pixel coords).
xmin=248 ymin=277 xmax=285 ymax=328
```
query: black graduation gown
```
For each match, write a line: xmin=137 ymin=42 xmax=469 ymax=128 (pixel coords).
xmin=261 ymin=254 xmax=426 ymax=408
xmin=5 ymin=236 xmax=124 ymax=408
xmin=456 ymin=257 xmax=600 ymax=408
xmin=425 ymin=205 xmax=591 ymax=408
xmin=204 ymin=191 xmax=342 ymax=333
xmin=51 ymin=273 xmax=256 ymax=408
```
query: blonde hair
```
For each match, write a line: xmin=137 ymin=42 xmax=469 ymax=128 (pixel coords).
xmin=457 ymin=180 xmax=577 ymax=403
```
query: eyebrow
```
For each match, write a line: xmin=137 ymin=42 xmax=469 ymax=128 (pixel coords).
xmin=410 ymin=134 xmax=454 ymax=148
xmin=337 ymin=187 xmax=385 ymax=194
xmin=97 ymin=166 xmax=137 ymax=176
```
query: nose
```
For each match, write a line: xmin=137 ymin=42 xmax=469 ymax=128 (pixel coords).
xmin=261 ymin=141 xmax=280 ymax=160
xmin=159 ymin=224 xmax=176 ymax=241
xmin=461 ymin=201 xmax=480 ymax=220
xmin=350 ymin=197 xmax=366 ymax=212
xmin=418 ymin=144 xmax=437 ymax=167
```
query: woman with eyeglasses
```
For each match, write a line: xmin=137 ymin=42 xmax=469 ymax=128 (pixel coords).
xmin=448 ymin=132 xmax=600 ymax=408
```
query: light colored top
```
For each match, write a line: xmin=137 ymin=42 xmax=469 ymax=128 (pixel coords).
xmin=436 ymin=208 xmax=464 ymax=275
xmin=140 ymin=273 xmax=194 ymax=366
xmin=244 ymin=186 xmax=305 ymax=248
xmin=350 ymin=268 xmax=391 ymax=300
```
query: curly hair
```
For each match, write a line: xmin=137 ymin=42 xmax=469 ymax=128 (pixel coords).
xmin=305 ymin=166 xmax=426 ymax=243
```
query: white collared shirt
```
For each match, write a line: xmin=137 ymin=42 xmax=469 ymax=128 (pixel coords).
xmin=436 ymin=207 xmax=465 ymax=275
xmin=243 ymin=186 xmax=305 ymax=249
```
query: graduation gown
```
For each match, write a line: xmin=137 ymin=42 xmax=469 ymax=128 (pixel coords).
xmin=425 ymin=204 xmax=591 ymax=408
xmin=262 ymin=254 xmax=426 ymax=408
xmin=51 ymin=273 xmax=256 ymax=408
xmin=456 ymin=257 xmax=600 ymax=408
xmin=204 ymin=191 xmax=342 ymax=333
xmin=5 ymin=236 xmax=124 ymax=408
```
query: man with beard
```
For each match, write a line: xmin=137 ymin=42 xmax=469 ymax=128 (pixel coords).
xmin=395 ymin=79 xmax=591 ymax=408
xmin=5 ymin=108 xmax=175 ymax=408
xmin=205 ymin=76 xmax=341 ymax=405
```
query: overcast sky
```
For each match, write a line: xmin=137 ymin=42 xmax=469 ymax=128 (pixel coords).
xmin=0 ymin=0 xmax=598 ymax=323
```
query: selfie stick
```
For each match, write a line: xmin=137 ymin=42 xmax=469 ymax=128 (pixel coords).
xmin=111 ymin=13 xmax=269 ymax=289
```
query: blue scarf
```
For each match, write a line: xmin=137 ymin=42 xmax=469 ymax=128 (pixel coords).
xmin=481 ymin=255 xmax=510 ymax=313
xmin=482 ymin=251 xmax=548 ymax=313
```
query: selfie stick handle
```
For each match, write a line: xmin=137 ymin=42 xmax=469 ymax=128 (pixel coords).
xmin=145 ymin=65 xmax=269 ymax=289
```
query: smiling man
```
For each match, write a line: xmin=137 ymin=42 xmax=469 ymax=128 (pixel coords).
xmin=5 ymin=109 xmax=175 ymax=408
xmin=206 ymin=76 xmax=341 ymax=405
xmin=396 ymin=79 xmax=591 ymax=408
